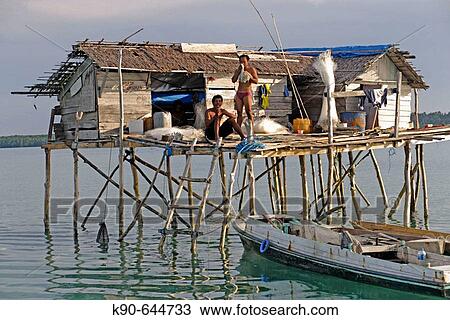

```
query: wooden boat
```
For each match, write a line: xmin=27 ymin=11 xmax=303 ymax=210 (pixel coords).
xmin=233 ymin=215 xmax=450 ymax=297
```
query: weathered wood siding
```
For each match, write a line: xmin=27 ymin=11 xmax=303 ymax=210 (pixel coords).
xmin=59 ymin=60 xmax=99 ymax=140
xmin=204 ymin=73 xmax=291 ymax=125
xmin=97 ymin=71 xmax=151 ymax=137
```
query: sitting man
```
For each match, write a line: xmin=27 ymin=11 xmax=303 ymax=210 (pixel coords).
xmin=205 ymin=95 xmax=245 ymax=142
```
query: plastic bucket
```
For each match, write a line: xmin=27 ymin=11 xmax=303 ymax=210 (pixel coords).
xmin=293 ymin=118 xmax=312 ymax=134
xmin=339 ymin=111 xmax=366 ymax=131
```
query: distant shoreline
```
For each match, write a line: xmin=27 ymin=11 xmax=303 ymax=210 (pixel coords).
xmin=1 ymin=112 xmax=449 ymax=148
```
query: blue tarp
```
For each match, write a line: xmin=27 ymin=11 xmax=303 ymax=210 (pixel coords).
xmin=281 ymin=44 xmax=391 ymax=58
xmin=152 ymin=92 xmax=206 ymax=105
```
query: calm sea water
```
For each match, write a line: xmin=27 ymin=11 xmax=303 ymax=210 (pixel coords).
xmin=1 ymin=142 xmax=450 ymax=300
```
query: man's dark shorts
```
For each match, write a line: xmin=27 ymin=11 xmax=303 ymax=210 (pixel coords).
xmin=205 ymin=119 xmax=234 ymax=140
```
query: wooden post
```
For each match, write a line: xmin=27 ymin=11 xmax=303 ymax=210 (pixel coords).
xmin=130 ymin=148 xmax=142 ymax=227
xmin=44 ymin=148 xmax=51 ymax=231
xmin=265 ymin=158 xmax=276 ymax=215
xmin=118 ymin=48 xmax=125 ymax=236
xmin=271 ymin=157 xmax=281 ymax=214
xmin=419 ymin=144 xmax=429 ymax=224
xmin=414 ymin=88 xmax=420 ymax=129
xmin=186 ymin=154 xmax=194 ymax=227
xmin=220 ymin=156 xmax=239 ymax=250
xmin=317 ymin=154 xmax=326 ymax=209
xmin=326 ymin=148 xmax=334 ymax=224
xmin=336 ymin=153 xmax=346 ymax=217
xmin=388 ymin=163 xmax=419 ymax=218
xmin=275 ymin=157 xmax=284 ymax=213
xmin=238 ymin=164 xmax=247 ymax=214
xmin=403 ymin=142 xmax=412 ymax=227
xmin=165 ymin=151 xmax=177 ymax=228
xmin=309 ymin=155 xmax=319 ymax=218
xmin=247 ymin=157 xmax=256 ymax=216
xmin=72 ymin=148 xmax=79 ymax=236
xmin=348 ymin=151 xmax=362 ymax=220
xmin=299 ymin=155 xmax=309 ymax=220
xmin=369 ymin=150 xmax=389 ymax=208
xmin=281 ymin=157 xmax=288 ymax=214
xmin=394 ymin=71 xmax=402 ymax=138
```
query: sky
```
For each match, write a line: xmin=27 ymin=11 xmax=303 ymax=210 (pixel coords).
xmin=1 ymin=0 xmax=449 ymax=135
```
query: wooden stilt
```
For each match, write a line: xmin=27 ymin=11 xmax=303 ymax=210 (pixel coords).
xmin=281 ymin=157 xmax=288 ymax=214
xmin=299 ymin=155 xmax=309 ymax=220
xmin=355 ymin=183 xmax=371 ymax=207
xmin=388 ymin=163 xmax=419 ymax=218
xmin=326 ymin=148 xmax=334 ymax=224
xmin=272 ymin=157 xmax=282 ymax=214
xmin=309 ymin=155 xmax=320 ymax=219
xmin=72 ymin=148 xmax=79 ymax=237
xmin=165 ymin=152 xmax=177 ymax=228
xmin=369 ymin=150 xmax=389 ymax=208
xmin=348 ymin=151 xmax=362 ymax=221
xmin=247 ymin=157 xmax=256 ymax=216
xmin=130 ymin=148 xmax=142 ymax=227
xmin=403 ymin=142 xmax=412 ymax=227
xmin=413 ymin=146 xmax=421 ymax=213
xmin=265 ymin=158 xmax=276 ymax=215
xmin=238 ymin=164 xmax=247 ymax=214
xmin=418 ymin=144 xmax=429 ymax=225
xmin=220 ymin=156 xmax=239 ymax=250
xmin=317 ymin=154 xmax=326 ymax=209
xmin=44 ymin=148 xmax=51 ymax=231
xmin=186 ymin=154 xmax=194 ymax=227
xmin=117 ymin=49 xmax=125 ymax=237
xmin=336 ymin=153 xmax=346 ymax=218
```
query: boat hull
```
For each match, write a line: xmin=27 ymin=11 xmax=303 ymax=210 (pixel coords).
xmin=234 ymin=220 xmax=450 ymax=298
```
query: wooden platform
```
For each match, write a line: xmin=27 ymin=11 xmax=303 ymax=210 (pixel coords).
xmin=42 ymin=125 xmax=450 ymax=158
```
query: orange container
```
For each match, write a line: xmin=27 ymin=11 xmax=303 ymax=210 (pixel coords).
xmin=293 ymin=118 xmax=312 ymax=134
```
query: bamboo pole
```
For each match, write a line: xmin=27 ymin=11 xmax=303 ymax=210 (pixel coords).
xmin=394 ymin=71 xmax=402 ymax=138
xmin=238 ymin=164 xmax=247 ymax=214
xmin=369 ymin=150 xmax=389 ymax=208
xmin=72 ymin=148 xmax=79 ymax=237
xmin=247 ymin=157 xmax=256 ymax=216
xmin=282 ymin=157 xmax=288 ymax=214
xmin=220 ymin=156 xmax=239 ymax=250
xmin=326 ymin=147 xmax=334 ymax=224
xmin=388 ymin=163 xmax=419 ymax=218
xmin=337 ymin=153 xmax=346 ymax=218
xmin=130 ymin=148 xmax=142 ymax=227
xmin=413 ymin=146 xmax=421 ymax=211
xmin=44 ymin=148 xmax=51 ymax=231
xmin=403 ymin=142 xmax=412 ymax=227
xmin=355 ymin=183 xmax=371 ymax=207
xmin=118 ymin=48 xmax=125 ymax=236
xmin=187 ymin=154 xmax=194 ymax=227
xmin=348 ymin=151 xmax=362 ymax=221
xmin=309 ymin=155 xmax=319 ymax=218
xmin=419 ymin=144 xmax=429 ymax=224
xmin=317 ymin=154 xmax=326 ymax=209
xmin=272 ymin=157 xmax=282 ymax=214
xmin=299 ymin=155 xmax=309 ymax=220
xmin=165 ymin=151 xmax=176 ymax=228
xmin=265 ymin=158 xmax=276 ymax=215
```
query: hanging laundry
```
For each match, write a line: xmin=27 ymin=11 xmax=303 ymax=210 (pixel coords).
xmin=360 ymin=87 xmax=388 ymax=109
xmin=283 ymin=84 xmax=290 ymax=97
xmin=258 ymin=83 xmax=272 ymax=109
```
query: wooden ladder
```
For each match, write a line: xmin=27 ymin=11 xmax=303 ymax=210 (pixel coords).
xmin=161 ymin=138 xmax=222 ymax=235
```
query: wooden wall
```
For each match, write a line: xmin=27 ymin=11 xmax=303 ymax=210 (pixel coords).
xmin=59 ymin=60 xmax=99 ymax=140
xmin=97 ymin=70 xmax=151 ymax=137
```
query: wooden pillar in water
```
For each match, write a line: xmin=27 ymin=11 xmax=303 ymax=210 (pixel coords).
xmin=309 ymin=155 xmax=319 ymax=218
xmin=317 ymin=154 xmax=326 ymax=209
xmin=299 ymin=155 xmax=309 ymax=220
xmin=117 ymin=48 xmax=125 ymax=236
xmin=247 ymin=157 xmax=256 ymax=216
xmin=403 ymin=142 xmax=412 ymax=227
xmin=220 ymin=156 xmax=238 ymax=250
xmin=348 ymin=151 xmax=362 ymax=220
xmin=130 ymin=148 xmax=142 ymax=227
xmin=281 ymin=157 xmax=288 ymax=214
xmin=326 ymin=148 xmax=334 ymax=224
xmin=419 ymin=144 xmax=429 ymax=225
xmin=265 ymin=158 xmax=276 ymax=215
xmin=72 ymin=148 xmax=79 ymax=236
xmin=166 ymin=151 xmax=176 ymax=228
xmin=369 ymin=150 xmax=389 ymax=208
xmin=44 ymin=148 xmax=51 ymax=231
xmin=186 ymin=154 xmax=194 ymax=227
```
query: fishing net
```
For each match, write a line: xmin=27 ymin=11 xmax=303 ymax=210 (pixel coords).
xmin=145 ymin=126 xmax=205 ymax=141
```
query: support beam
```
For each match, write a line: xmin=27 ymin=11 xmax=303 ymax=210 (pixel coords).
xmin=265 ymin=158 xmax=276 ymax=215
xmin=419 ymin=144 xmax=429 ymax=225
xmin=72 ymin=149 xmax=79 ymax=237
xmin=220 ymin=156 xmax=239 ymax=250
xmin=403 ymin=142 xmax=412 ymax=227
xmin=348 ymin=151 xmax=362 ymax=221
xmin=309 ymin=155 xmax=320 ymax=219
xmin=247 ymin=157 xmax=256 ymax=216
xmin=44 ymin=148 xmax=51 ymax=231
xmin=118 ymin=48 xmax=125 ymax=237
xmin=369 ymin=150 xmax=389 ymax=208
xmin=130 ymin=148 xmax=142 ymax=227
xmin=326 ymin=148 xmax=334 ymax=223
xmin=299 ymin=155 xmax=309 ymax=220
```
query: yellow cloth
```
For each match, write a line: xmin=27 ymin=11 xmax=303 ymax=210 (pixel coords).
xmin=261 ymin=83 xmax=271 ymax=109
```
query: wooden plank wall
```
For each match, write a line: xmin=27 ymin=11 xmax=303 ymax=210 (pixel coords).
xmin=204 ymin=73 xmax=292 ymax=125
xmin=97 ymin=71 xmax=151 ymax=137
xmin=59 ymin=62 xmax=99 ymax=140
